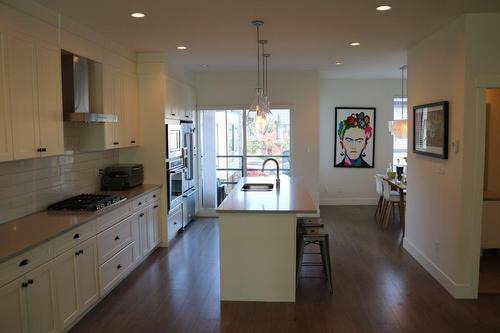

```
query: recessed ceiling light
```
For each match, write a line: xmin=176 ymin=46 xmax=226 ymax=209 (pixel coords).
xmin=376 ymin=5 xmax=392 ymax=11
xmin=335 ymin=61 xmax=343 ymax=65
xmin=349 ymin=42 xmax=361 ymax=46
xmin=176 ymin=46 xmax=187 ymax=50
xmin=131 ymin=12 xmax=145 ymax=18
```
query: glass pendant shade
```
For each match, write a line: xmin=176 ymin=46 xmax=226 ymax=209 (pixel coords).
xmin=249 ymin=88 xmax=267 ymax=114
xmin=388 ymin=119 xmax=408 ymax=139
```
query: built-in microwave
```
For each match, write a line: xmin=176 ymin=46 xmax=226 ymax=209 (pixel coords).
xmin=166 ymin=120 xmax=182 ymax=159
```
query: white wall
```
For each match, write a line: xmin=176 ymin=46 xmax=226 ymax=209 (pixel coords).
xmin=195 ymin=70 xmax=320 ymax=207
xmin=405 ymin=13 xmax=500 ymax=298
xmin=319 ymin=78 xmax=400 ymax=205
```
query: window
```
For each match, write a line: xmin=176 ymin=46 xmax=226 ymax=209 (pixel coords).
xmin=393 ymin=97 xmax=408 ymax=166
xmin=205 ymin=109 xmax=291 ymax=193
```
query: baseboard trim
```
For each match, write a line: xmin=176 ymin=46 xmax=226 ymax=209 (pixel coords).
xmin=320 ymin=197 xmax=379 ymax=206
xmin=403 ymin=238 xmax=474 ymax=299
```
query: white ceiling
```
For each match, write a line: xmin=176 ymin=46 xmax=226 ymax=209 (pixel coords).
xmin=34 ymin=0 xmax=500 ymax=78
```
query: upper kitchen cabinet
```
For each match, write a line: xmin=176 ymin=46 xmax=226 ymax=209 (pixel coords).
xmin=0 ymin=29 xmax=13 ymax=162
xmin=121 ymin=71 xmax=139 ymax=147
xmin=3 ymin=28 xmax=63 ymax=160
xmin=165 ymin=78 xmax=196 ymax=121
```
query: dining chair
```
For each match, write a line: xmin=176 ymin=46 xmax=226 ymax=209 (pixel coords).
xmin=374 ymin=175 xmax=384 ymax=223
xmin=381 ymin=179 xmax=403 ymax=228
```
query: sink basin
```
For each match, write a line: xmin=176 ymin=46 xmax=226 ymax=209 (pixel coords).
xmin=241 ymin=183 xmax=274 ymax=191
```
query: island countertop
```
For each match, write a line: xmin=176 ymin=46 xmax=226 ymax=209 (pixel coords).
xmin=0 ymin=184 xmax=161 ymax=263
xmin=216 ymin=176 xmax=316 ymax=214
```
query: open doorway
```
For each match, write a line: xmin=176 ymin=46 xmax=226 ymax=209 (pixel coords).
xmin=479 ymin=88 xmax=500 ymax=294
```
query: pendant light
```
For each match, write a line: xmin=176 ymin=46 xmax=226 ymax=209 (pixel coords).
xmin=389 ymin=65 xmax=408 ymax=139
xmin=249 ymin=20 xmax=271 ymax=134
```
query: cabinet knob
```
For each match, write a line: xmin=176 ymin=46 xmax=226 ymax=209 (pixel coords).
xmin=138 ymin=202 xmax=142 ymax=206
xmin=115 ymin=236 xmax=120 ymax=241
xmin=113 ymin=142 xmax=119 ymax=145
xmin=22 ymin=282 xmax=28 ymax=288
xmin=28 ymin=279 xmax=33 ymax=285
xmin=139 ymin=213 xmax=145 ymax=217
xmin=75 ymin=251 xmax=80 ymax=256
xmin=154 ymin=205 xmax=159 ymax=208
xmin=79 ymin=250 xmax=84 ymax=255
xmin=36 ymin=148 xmax=42 ymax=152
xmin=131 ymin=140 xmax=136 ymax=144
xmin=41 ymin=148 xmax=47 ymax=152
xmin=153 ymin=194 xmax=156 ymax=198
xmin=19 ymin=259 xmax=29 ymax=267
xmin=117 ymin=264 xmax=122 ymax=270
xmin=73 ymin=233 xmax=80 ymax=239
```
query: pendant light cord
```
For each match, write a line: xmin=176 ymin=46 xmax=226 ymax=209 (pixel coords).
xmin=257 ymin=25 xmax=261 ymax=91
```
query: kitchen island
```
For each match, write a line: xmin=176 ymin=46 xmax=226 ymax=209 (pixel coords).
xmin=216 ymin=176 xmax=316 ymax=302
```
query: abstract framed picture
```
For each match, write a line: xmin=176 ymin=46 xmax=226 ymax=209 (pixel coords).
xmin=413 ymin=101 xmax=449 ymax=159
xmin=334 ymin=107 xmax=376 ymax=168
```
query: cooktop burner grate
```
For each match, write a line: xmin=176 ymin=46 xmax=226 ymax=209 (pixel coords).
xmin=48 ymin=194 xmax=126 ymax=211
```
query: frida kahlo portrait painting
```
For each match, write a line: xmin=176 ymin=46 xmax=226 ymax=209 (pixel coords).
xmin=334 ymin=107 xmax=376 ymax=168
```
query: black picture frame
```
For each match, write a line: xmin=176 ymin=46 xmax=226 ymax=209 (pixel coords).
xmin=334 ymin=107 xmax=376 ymax=168
xmin=413 ymin=101 xmax=449 ymax=159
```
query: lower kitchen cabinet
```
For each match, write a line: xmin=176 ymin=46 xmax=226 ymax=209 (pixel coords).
xmin=168 ymin=203 xmax=183 ymax=242
xmin=53 ymin=237 xmax=98 ymax=331
xmin=148 ymin=202 xmax=160 ymax=250
xmin=0 ymin=261 xmax=57 ymax=333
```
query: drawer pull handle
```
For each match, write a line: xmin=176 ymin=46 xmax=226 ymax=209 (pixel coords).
xmin=79 ymin=250 xmax=84 ymax=255
xmin=117 ymin=264 xmax=122 ymax=270
xmin=28 ymin=279 xmax=33 ymax=285
xmin=75 ymin=251 xmax=80 ymax=256
xmin=115 ymin=236 xmax=120 ymax=241
xmin=41 ymin=148 xmax=47 ymax=152
xmin=138 ymin=202 xmax=142 ymax=206
xmin=73 ymin=233 xmax=80 ymax=239
xmin=153 ymin=194 xmax=156 ymax=198
xmin=154 ymin=205 xmax=159 ymax=208
xmin=113 ymin=142 xmax=119 ymax=145
xmin=139 ymin=213 xmax=145 ymax=217
xmin=22 ymin=282 xmax=28 ymax=288
xmin=131 ymin=140 xmax=136 ymax=144
xmin=19 ymin=259 xmax=29 ymax=267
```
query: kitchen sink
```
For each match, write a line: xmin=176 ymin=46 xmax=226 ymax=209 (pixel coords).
xmin=241 ymin=183 xmax=274 ymax=191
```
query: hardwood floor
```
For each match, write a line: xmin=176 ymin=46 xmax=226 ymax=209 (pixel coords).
xmin=71 ymin=206 xmax=500 ymax=333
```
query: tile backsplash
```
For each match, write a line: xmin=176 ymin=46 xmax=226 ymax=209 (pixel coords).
xmin=0 ymin=124 xmax=118 ymax=224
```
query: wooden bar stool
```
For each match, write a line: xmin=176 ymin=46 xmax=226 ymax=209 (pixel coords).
xmin=296 ymin=218 xmax=333 ymax=294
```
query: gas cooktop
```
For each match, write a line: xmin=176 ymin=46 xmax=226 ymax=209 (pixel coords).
xmin=48 ymin=194 xmax=126 ymax=211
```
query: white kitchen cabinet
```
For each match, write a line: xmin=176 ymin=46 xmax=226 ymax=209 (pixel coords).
xmin=53 ymin=237 xmax=98 ymax=331
xmin=122 ymin=71 xmax=139 ymax=147
xmin=165 ymin=79 xmax=196 ymax=121
xmin=0 ymin=29 xmax=13 ymax=162
xmin=138 ymin=210 xmax=149 ymax=255
xmin=148 ymin=202 xmax=160 ymax=250
xmin=36 ymin=43 xmax=64 ymax=157
xmin=7 ymin=29 xmax=39 ymax=160
xmin=24 ymin=261 xmax=57 ymax=333
xmin=130 ymin=213 xmax=142 ymax=262
xmin=168 ymin=203 xmax=183 ymax=243
xmin=4 ymin=28 xmax=63 ymax=160
xmin=0 ymin=275 xmax=26 ymax=333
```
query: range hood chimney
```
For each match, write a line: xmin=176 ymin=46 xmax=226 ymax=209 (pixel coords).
xmin=61 ymin=51 xmax=117 ymax=123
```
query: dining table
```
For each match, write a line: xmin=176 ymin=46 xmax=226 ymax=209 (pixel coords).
xmin=381 ymin=175 xmax=407 ymax=237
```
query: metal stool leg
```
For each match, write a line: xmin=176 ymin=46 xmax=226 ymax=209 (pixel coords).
xmin=324 ymin=235 xmax=333 ymax=294
xmin=296 ymin=236 xmax=304 ymax=287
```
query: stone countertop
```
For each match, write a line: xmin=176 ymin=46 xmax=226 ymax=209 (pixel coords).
xmin=0 ymin=184 xmax=161 ymax=264
xmin=216 ymin=176 xmax=317 ymax=214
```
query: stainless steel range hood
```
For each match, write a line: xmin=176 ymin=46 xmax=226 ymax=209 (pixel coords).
xmin=61 ymin=51 xmax=117 ymax=123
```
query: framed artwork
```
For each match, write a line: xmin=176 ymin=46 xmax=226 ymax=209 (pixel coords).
xmin=413 ymin=101 xmax=449 ymax=159
xmin=334 ymin=107 xmax=376 ymax=168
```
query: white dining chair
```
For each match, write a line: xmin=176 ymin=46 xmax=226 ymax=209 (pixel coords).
xmin=374 ymin=175 xmax=384 ymax=223
xmin=381 ymin=179 xmax=403 ymax=228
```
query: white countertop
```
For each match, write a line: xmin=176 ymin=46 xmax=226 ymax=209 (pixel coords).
xmin=216 ymin=176 xmax=317 ymax=214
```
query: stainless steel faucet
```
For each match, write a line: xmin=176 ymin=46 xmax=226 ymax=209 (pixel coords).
xmin=261 ymin=158 xmax=280 ymax=190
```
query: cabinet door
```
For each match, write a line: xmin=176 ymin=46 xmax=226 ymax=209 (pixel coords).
xmin=52 ymin=250 xmax=78 ymax=330
xmin=0 ymin=29 xmax=13 ymax=162
xmin=112 ymin=67 xmax=122 ymax=148
xmin=76 ymin=237 xmax=99 ymax=312
xmin=122 ymin=72 xmax=139 ymax=147
xmin=130 ymin=213 xmax=142 ymax=262
xmin=24 ymin=261 xmax=56 ymax=333
xmin=138 ymin=210 xmax=149 ymax=255
xmin=0 ymin=275 xmax=26 ymax=333
xmin=7 ymin=30 xmax=40 ymax=160
xmin=102 ymin=65 xmax=116 ymax=149
xmin=148 ymin=203 xmax=160 ymax=249
xmin=36 ymin=43 xmax=63 ymax=157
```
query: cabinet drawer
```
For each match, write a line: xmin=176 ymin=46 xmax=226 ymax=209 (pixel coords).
xmin=95 ymin=203 xmax=131 ymax=232
xmin=97 ymin=216 xmax=133 ymax=264
xmin=52 ymin=221 xmax=96 ymax=256
xmin=0 ymin=242 xmax=52 ymax=287
xmin=168 ymin=204 xmax=183 ymax=242
xmin=99 ymin=242 xmax=134 ymax=294
xmin=147 ymin=189 xmax=160 ymax=203
xmin=131 ymin=195 xmax=148 ymax=211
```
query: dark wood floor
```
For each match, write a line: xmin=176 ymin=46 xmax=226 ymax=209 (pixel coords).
xmin=71 ymin=206 xmax=500 ymax=333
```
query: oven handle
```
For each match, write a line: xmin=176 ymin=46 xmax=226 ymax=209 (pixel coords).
xmin=169 ymin=167 xmax=184 ymax=175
